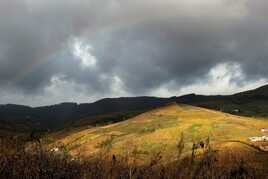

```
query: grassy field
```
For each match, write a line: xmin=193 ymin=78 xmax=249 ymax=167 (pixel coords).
xmin=47 ymin=103 xmax=268 ymax=164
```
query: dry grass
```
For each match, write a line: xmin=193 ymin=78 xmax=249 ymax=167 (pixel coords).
xmin=49 ymin=103 xmax=268 ymax=162
xmin=1 ymin=133 xmax=268 ymax=179
xmin=3 ymin=103 xmax=267 ymax=178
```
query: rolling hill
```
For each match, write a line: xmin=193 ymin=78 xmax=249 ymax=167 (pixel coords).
xmin=2 ymin=88 xmax=268 ymax=177
xmin=48 ymin=103 xmax=268 ymax=164
xmin=179 ymin=84 xmax=268 ymax=117
xmin=0 ymin=97 xmax=172 ymax=132
xmin=1 ymin=84 xmax=268 ymax=133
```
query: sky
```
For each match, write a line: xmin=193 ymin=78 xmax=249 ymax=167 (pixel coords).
xmin=0 ymin=0 xmax=268 ymax=106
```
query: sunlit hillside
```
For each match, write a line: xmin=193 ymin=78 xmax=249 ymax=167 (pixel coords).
xmin=48 ymin=103 xmax=268 ymax=164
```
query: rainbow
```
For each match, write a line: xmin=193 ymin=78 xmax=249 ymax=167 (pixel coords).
xmin=12 ymin=51 xmax=59 ymax=84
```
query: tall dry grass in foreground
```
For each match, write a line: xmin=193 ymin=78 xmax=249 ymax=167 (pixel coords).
xmin=0 ymin=135 xmax=267 ymax=179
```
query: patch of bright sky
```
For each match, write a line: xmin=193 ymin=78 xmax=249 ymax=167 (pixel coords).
xmin=72 ymin=39 xmax=97 ymax=68
xmin=151 ymin=62 xmax=268 ymax=97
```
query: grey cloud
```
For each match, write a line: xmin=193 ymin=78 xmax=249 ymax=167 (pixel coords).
xmin=0 ymin=0 xmax=268 ymax=105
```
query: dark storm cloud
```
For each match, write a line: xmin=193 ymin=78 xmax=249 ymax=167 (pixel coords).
xmin=91 ymin=19 xmax=228 ymax=93
xmin=0 ymin=0 xmax=268 ymax=105
xmin=0 ymin=0 xmax=119 ymax=97
xmin=91 ymin=13 xmax=268 ymax=94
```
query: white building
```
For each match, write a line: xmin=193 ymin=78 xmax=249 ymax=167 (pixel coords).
xmin=233 ymin=109 xmax=240 ymax=113
xmin=249 ymin=136 xmax=268 ymax=142
xmin=261 ymin=128 xmax=268 ymax=132
xmin=50 ymin=147 xmax=59 ymax=152
xmin=260 ymin=146 xmax=268 ymax=152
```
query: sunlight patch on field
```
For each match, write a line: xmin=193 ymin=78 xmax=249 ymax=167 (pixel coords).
xmin=49 ymin=103 xmax=268 ymax=161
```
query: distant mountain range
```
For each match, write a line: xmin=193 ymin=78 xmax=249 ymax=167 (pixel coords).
xmin=1 ymin=84 xmax=268 ymax=133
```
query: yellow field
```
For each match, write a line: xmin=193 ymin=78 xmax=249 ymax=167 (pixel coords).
xmin=48 ymin=103 xmax=268 ymax=163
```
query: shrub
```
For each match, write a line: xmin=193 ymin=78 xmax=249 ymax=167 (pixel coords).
xmin=0 ymin=136 xmax=267 ymax=179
